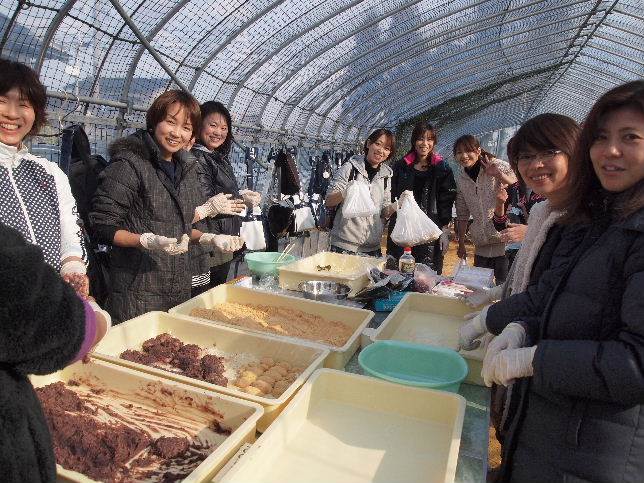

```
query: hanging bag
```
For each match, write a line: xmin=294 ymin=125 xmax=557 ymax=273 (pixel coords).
xmin=391 ymin=191 xmax=442 ymax=246
xmin=240 ymin=206 xmax=267 ymax=251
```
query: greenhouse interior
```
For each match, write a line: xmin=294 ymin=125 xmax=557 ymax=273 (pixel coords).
xmin=1 ymin=0 xmax=643 ymax=482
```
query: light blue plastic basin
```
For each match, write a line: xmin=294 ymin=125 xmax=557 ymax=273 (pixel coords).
xmin=359 ymin=340 xmax=469 ymax=393
xmin=245 ymin=252 xmax=297 ymax=276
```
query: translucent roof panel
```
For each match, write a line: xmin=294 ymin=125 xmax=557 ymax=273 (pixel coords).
xmin=1 ymin=0 xmax=642 ymax=147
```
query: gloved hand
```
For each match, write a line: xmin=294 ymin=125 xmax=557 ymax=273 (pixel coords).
xmin=458 ymin=306 xmax=488 ymax=351
xmin=199 ymin=233 xmax=245 ymax=253
xmin=87 ymin=298 xmax=111 ymax=349
xmin=195 ymin=193 xmax=245 ymax=220
xmin=438 ymin=229 xmax=450 ymax=253
xmin=163 ymin=233 xmax=190 ymax=255
xmin=488 ymin=346 xmax=537 ymax=386
xmin=140 ymin=233 xmax=179 ymax=252
xmin=481 ymin=322 xmax=527 ymax=387
xmin=239 ymin=189 xmax=262 ymax=208
xmin=60 ymin=259 xmax=90 ymax=299
xmin=463 ymin=284 xmax=504 ymax=308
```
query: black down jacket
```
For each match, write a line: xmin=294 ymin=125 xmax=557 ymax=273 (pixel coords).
xmin=191 ymin=146 xmax=242 ymax=238
xmin=90 ymin=130 xmax=208 ymax=323
xmin=492 ymin=208 xmax=644 ymax=483
xmin=0 ymin=223 xmax=88 ymax=482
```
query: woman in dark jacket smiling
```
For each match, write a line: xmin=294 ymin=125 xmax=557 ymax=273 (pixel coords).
xmin=191 ymin=101 xmax=260 ymax=287
xmin=387 ymin=121 xmax=456 ymax=273
xmin=483 ymin=80 xmax=644 ymax=482
xmin=90 ymin=91 xmax=242 ymax=323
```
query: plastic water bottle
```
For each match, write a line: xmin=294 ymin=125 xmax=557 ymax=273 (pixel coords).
xmin=399 ymin=247 xmax=416 ymax=274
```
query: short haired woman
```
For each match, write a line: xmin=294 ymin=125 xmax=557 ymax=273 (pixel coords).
xmin=90 ymin=90 xmax=242 ymax=323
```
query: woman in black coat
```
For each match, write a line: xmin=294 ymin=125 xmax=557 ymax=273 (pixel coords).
xmin=0 ymin=223 xmax=109 ymax=482
xmin=191 ymin=101 xmax=261 ymax=287
xmin=90 ymin=91 xmax=241 ymax=323
xmin=482 ymin=81 xmax=644 ymax=482
xmin=387 ymin=121 xmax=456 ymax=274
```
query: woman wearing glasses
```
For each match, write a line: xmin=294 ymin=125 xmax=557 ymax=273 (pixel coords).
xmin=453 ymin=135 xmax=517 ymax=283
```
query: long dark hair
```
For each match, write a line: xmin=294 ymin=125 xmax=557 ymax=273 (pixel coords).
xmin=506 ymin=113 xmax=581 ymax=185
xmin=199 ymin=101 xmax=234 ymax=156
xmin=411 ymin=121 xmax=436 ymax=151
xmin=562 ymin=80 xmax=644 ymax=222
xmin=452 ymin=134 xmax=494 ymax=160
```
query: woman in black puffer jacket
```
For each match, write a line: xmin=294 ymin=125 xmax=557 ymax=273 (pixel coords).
xmin=191 ymin=101 xmax=261 ymax=287
xmin=482 ymin=80 xmax=644 ymax=483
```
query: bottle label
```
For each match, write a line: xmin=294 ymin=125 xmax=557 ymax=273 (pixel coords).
xmin=400 ymin=260 xmax=416 ymax=274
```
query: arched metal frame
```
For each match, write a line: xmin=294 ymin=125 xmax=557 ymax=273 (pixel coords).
xmin=3 ymin=0 xmax=642 ymax=148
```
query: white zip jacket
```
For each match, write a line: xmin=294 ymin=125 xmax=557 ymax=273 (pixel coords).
xmin=0 ymin=141 xmax=85 ymax=272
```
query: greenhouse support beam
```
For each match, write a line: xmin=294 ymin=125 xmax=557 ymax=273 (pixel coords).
xmin=45 ymin=90 xmax=350 ymax=147
xmin=271 ymin=0 xmax=585 ymax=133
xmin=314 ymin=23 xmax=584 ymax=138
xmin=188 ymin=0 xmax=289 ymax=91
xmin=121 ymin=0 xmax=192 ymax=109
xmin=106 ymin=0 xmax=190 ymax=93
xmin=280 ymin=0 xmax=589 ymax=135
xmin=225 ymin=0 xmax=365 ymax=110
xmin=313 ymin=35 xmax=576 ymax=138
xmin=35 ymin=0 xmax=77 ymax=73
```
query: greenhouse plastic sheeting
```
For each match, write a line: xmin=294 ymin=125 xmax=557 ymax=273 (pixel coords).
xmin=0 ymin=0 xmax=642 ymax=150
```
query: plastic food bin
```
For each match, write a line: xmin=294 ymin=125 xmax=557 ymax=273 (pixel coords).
xmin=169 ymin=285 xmax=373 ymax=369
xmin=30 ymin=358 xmax=263 ymax=483
xmin=93 ymin=311 xmax=328 ymax=432
xmin=217 ymin=369 xmax=466 ymax=483
xmin=365 ymin=292 xmax=487 ymax=386
xmin=278 ymin=251 xmax=386 ymax=296
xmin=358 ymin=340 xmax=468 ymax=393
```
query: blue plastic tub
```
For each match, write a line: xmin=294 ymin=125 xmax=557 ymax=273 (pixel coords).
xmin=358 ymin=340 xmax=468 ymax=393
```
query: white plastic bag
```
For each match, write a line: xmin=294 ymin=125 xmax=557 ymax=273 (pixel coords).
xmin=343 ymin=180 xmax=379 ymax=218
xmin=240 ymin=207 xmax=266 ymax=251
xmin=391 ymin=191 xmax=442 ymax=246
xmin=453 ymin=259 xmax=495 ymax=290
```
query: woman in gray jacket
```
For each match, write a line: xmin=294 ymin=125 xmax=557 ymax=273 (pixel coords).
xmin=325 ymin=129 xmax=397 ymax=256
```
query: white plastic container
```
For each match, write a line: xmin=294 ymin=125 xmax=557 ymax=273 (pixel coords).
xmin=217 ymin=369 xmax=466 ymax=483
xmin=169 ymin=285 xmax=373 ymax=369
xmin=93 ymin=311 xmax=328 ymax=432
xmin=30 ymin=358 xmax=263 ymax=482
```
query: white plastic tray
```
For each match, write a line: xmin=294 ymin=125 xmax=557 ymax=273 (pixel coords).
xmin=93 ymin=311 xmax=328 ymax=432
xmin=218 ymin=369 xmax=465 ymax=483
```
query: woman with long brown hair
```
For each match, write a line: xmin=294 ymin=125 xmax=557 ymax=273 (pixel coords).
xmin=481 ymin=80 xmax=644 ymax=482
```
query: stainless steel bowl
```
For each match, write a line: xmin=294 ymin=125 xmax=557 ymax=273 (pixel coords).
xmin=299 ymin=281 xmax=351 ymax=302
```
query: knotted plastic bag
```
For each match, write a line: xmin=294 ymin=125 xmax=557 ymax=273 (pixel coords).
xmin=391 ymin=191 xmax=442 ymax=246
xmin=342 ymin=180 xmax=379 ymax=218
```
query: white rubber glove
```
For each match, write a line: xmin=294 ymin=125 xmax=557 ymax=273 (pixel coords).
xmin=239 ymin=189 xmax=262 ymax=208
xmin=464 ymin=284 xmax=504 ymax=308
xmin=481 ymin=322 xmax=527 ymax=387
xmin=458 ymin=306 xmax=489 ymax=351
xmin=140 ymin=233 xmax=178 ymax=252
xmin=87 ymin=299 xmax=112 ymax=331
xmin=163 ymin=233 xmax=190 ymax=255
xmin=195 ymin=193 xmax=245 ymax=219
xmin=60 ymin=259 xmax=87 ymax=276
xmin=438 ymin=229 xmax=450 ymax=253
xmin=490 ymin=346 xmax=537 ymax=386
xmin=199 ymin=233 xmax=244 ymax=253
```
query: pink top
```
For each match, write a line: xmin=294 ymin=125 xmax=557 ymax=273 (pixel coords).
xmin=403 ymin=151 xmax=444 ymax=166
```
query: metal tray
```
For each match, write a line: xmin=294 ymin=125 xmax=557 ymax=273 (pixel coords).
xmin=30 ymin=358 xmax=262 ymax=482
xmin=93 ymin=311 xmax=328 ymax=432
xmin=365 ymin=293 xmax=487 ymax=386
xmin=278 ymin=251 xmax=386 ymax=296
xmin=217 ymin=369 xmax=465 ymax=483
xmin=169 ymin=285 xmax=373 ymax=369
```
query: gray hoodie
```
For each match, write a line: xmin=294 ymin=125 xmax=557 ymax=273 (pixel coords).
xmin=328 ymin=155 xmax=393 ymax=253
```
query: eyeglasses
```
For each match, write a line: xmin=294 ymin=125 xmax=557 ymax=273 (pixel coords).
xmin=516 ymin=149 xmax=563 ymax=165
